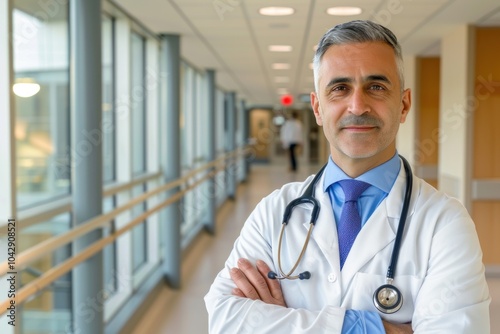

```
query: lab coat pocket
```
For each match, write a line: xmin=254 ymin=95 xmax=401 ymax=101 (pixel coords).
xmin=351 ymin=272 xmax=423 ymax=323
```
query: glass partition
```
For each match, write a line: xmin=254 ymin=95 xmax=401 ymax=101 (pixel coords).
xmin=19 ymin=213 xmax=72 ymax=334
xmin=103 ymin=196 xmax=118 ymax=296
xmin=131 ymin=184 xmax=147 ymax=272
xmin=215 ymin=89 xmax=227 ymax=206
xmin=131 ymin=32 xmax=147 ymax=176
xmin=13 ymin=3 xmax=70 ymax=208
xmin=102 ymin=15 xmax=116 ymax=183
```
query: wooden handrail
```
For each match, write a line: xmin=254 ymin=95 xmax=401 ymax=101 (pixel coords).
xmin=0 ymin=167 xmax=219 ymax=314
xmin=0 ymin=145 xmax=252 ymax=315
xmin=0 ymin=147 xmax=249 ymax=277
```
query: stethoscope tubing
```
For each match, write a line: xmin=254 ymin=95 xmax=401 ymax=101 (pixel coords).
xmin=269 ymin=155 xmax=413 ymax=314
xmin=276 ymin=222 xmax=314 ymax=279
xmin=270 ymin=165 xmax=325 ymax=280
xmin=386 ymin=155 xmax=413 ymax=280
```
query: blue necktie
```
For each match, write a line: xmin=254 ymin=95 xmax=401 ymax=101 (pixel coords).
xmin=338 ymin=179 xmax=370 ymax=269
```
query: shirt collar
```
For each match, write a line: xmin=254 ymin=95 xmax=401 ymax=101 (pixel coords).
xmin=322 ymin=152 xmax=401 ymax=193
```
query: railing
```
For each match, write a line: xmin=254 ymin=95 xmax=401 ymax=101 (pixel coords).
xmin=0 ymin=146 xmax=250 ymax=316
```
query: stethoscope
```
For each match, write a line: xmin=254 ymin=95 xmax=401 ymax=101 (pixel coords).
xmin=268 ymin=155 xmax=413 ymax=314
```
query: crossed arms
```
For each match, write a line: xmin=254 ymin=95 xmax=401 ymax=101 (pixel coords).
xmin=230 ymin=258 xmax=412 ymax=333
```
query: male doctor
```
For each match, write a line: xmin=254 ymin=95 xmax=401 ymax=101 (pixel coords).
xmin=205 ymin=20 xmax=490 ymax=333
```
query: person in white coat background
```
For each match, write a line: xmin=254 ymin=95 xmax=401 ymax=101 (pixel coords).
xmin=205 ymin=20 xmax=490 ymax=333
xmin=280 ymin=111 xmax=304 ymax=172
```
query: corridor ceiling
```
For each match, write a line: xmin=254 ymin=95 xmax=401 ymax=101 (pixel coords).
xmin=114 ymin=0 xmax=500 ymax=108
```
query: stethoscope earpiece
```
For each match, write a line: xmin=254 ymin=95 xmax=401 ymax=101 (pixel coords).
xmin=298 ymin=271 xmax=311 ymax=280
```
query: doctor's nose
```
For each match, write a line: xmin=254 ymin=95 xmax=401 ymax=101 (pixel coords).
xmin=347 ymin=89 xmax=371 ymax=116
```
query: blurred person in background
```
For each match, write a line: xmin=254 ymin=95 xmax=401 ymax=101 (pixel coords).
xmin=280 ymin=111 xmax=303 ymax=172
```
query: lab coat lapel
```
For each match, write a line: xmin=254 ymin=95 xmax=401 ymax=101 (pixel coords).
xmin=340 ymin=162 xmax=409 ymax=284
xmin=340 ymin=203 xmax=396 ymax=284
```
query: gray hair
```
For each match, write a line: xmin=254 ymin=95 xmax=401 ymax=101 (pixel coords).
xmin=312 ymin=20 xmax=404 ymax=92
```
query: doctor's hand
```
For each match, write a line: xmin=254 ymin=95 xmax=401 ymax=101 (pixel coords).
xmin=230 ymin=258 xmax=287 ymax=307
xmin=382 ymin=320 xmax=413 ymax=334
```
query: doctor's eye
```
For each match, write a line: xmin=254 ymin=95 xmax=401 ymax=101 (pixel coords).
xmin=369 ymin=84 xmax=385 ymax=91
xmin=328 ymin=85 xmax=350 ymax=97
xmin=332 ymin=85 xmax=348 ymax=91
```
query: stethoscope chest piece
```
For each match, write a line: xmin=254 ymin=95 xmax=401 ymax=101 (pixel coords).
xmin=373 ymin=283 xmax=403 ymax=314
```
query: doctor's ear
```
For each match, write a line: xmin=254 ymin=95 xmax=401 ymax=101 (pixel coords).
xmin=310 ymin=92 xmax=323 ymax=126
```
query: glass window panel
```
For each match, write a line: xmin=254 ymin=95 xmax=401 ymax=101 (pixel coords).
xmin=102 ymin=15 xmax=115 ymax=183
xmin=131 ymin=32 xmax=146 ymax=175
xmin=13 ymin=4 xmax=70 ymax=208
xmin=194 ymin=72 xmax=207 ymax=224
xmin=131 ymin=184 xmax=147 ymax=272
xmin=181 ymin=62 xmax=194 ymax=169
xmin=101 ymin=16 xmax=118 ymax=292
xmin=103 ymin=196 xmax=117 ymax=295
xmin=196 ymin=72 xmax=207 ymax=161
xmin=18 ymin=213 xmax=72 ymax=334
xmin=216 ymin=90 xmax=226 ymax=155
xmin=216 ymin=89 xmax=226 ymax=206
xmin=180 ymin=65 xmax=195 ymax=232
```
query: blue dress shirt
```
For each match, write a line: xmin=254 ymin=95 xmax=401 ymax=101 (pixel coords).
xmin=322 ymin=153 xmax=401 ymax=334
xmin=323 ymin=153 xmax=401 ymax=227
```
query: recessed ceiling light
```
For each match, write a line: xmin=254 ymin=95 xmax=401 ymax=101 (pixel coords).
xmin=327 ymin=6 xmax=362 ymax=16
xmin=259 ymin=7 xmax=295 ymax=16
xmin=269 ymin=45 xmax=292 ymax=52
xmin=272 ymin=63 xmax=291 ymax=70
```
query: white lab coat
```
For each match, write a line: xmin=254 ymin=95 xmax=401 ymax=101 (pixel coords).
xmin=205 ymin=160 xmax=491 ymax=333
xmin=280 ymin=119 xmax=303 ymax=148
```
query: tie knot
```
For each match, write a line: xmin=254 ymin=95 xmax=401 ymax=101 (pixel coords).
xmin=338 ymin=179 xmax=370 ymax=202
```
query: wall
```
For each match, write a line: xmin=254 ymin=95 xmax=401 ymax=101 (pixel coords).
xmin=417 ymin=57 xmax=440 ymax=188
xmin=472 ymin=27 xmax=500 ymax=265
xmin=439 ymin=25 xmax=475 ymax=207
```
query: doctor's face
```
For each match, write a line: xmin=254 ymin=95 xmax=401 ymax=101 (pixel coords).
xmin=311 ymin=42 xmax=411 ymax=174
